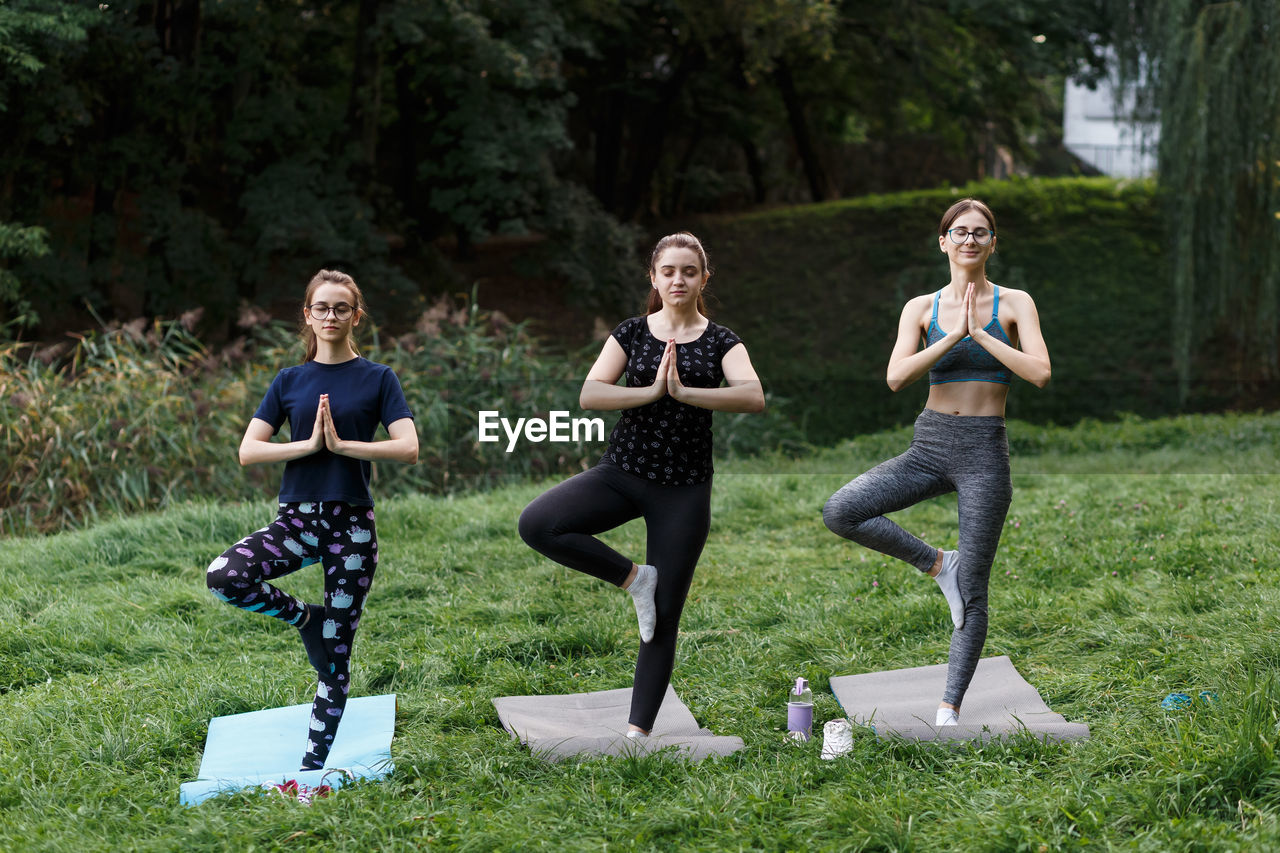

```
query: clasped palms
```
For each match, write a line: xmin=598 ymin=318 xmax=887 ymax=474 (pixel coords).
xmin=305 ymin=394 xmax=346 ymax=454
xmin=646 ymin=339 xmax=691 ymax=403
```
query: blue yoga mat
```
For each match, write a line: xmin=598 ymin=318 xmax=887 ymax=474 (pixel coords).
xmin=180 ymin=693 xmax=396 ymax=805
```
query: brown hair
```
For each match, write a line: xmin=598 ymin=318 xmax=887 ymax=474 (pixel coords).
xmin=300 ymin=269 xmax=366 ymax=362
xmin=646 ymin=232 xmax=712 ymax=315
xmin=938 ymin=198 xmax=997 ymax=239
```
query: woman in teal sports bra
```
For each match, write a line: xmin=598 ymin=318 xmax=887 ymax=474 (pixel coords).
xmin=823 ymin=198 xmax=1050 ymax=727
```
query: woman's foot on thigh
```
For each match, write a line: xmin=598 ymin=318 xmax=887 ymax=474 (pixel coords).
xmin=298 ymin=604 xmax=330 ymax=675
xmin=932 ymin=550 xmax=965 ymax=629
xmin=626 ymin=564 xmax=658 ymax=643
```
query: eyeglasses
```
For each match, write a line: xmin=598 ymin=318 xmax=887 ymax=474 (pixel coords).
xmin=307 ymin=303 xmax=354 ymax=320
xmin=947 ymin=227 xmax=994 ymax=246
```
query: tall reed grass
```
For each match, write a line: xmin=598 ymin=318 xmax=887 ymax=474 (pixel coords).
xmin=0 ymin=299 xmax=799 ymax=537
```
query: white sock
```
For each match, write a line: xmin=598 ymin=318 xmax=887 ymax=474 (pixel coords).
xmin=936 ymin=707 xmax=959 ymax=726
xmin=933 ymin=550 xmax=965 ymax=629
xmin=627 ymin=564 xmax=658 ymax=644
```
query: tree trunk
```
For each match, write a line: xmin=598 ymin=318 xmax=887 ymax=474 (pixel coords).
xmin=88 ymin=85 xmax=134 ymax=318
xmin=345 ymin=0 xmax=383 ymax=178
xmin=775 ymin=60 xmax=830 ymax=203
xmin=594 ymin=96 xmax=625 ymax=213
xmin=668 ymin=120 xmax=704 ymax=216
xmin=152 ymin=0 xmax=203 ymax=169
xmin=393 ymin=45 xmax=419 ymax=231
xmin=88 ymin=182 xmax=121 ymax=315
xmin=593 ymin=53 xmax=627 ymax=212
xmin=741 ymin=138 xmax=766 ymax=204
xmin=153 ymin=0 xmax=201 ymax=62
xmin=727 ymin=49 xmax=767 ymax=205
xmin=619 ymin=46 xmax=704 ymax=221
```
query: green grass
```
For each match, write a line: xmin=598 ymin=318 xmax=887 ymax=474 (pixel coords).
xmin=3 ymin=412 xmax=1280 ymax=851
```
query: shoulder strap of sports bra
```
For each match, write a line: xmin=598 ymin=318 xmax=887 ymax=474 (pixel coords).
xmin=931 ymin=290 xmax=942 ymax=323
xmin=991 ymin=285 xmax=1000 ymax=320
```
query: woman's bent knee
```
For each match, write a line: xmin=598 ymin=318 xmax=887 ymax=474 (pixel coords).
xmin=205 ymin=554 xmax=232 ymax=591
xmin=822 ymin=493 xmax=863 ymax=538
xmin=517 ymin=505 xmax=552 ymax=551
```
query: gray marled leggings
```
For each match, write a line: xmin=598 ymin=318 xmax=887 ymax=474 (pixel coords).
xmin=822 ymin=409 xmax=1012 ymax=707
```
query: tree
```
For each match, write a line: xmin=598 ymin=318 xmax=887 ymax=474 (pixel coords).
xmin=0 ymin=0 xmax=94 ymax=331
xmin=1105 ymin=0 xmax=1280 ymax=400
xmin=683 ymin=0 xmax=839 ymax=203
xmin=778 ymin=0 xmax=1110 ymax=194
xmin=383 ymin=0 xmax=577 ymax=249
xmin=0 ymin=0 xmax=1123 ymax=339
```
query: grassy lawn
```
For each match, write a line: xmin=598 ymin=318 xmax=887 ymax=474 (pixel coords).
xmin=2 ymin=412 xmax=1278 ymax=851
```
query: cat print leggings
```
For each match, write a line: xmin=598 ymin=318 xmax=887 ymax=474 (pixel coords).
xmin=206 ymin=501 xmax=377 ymax=769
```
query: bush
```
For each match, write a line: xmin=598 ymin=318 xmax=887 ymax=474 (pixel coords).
xmin=526 ymin=183 xmax=646 ymax=315
xmin=0 ymin=296 xmax=799 ymax=537
xmin=1 ymin=316 xmax=277 ymax=536
xmin=689 ymin=176 xmax=1179 ymax=444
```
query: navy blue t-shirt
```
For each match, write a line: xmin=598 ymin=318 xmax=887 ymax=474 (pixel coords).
xmin=253 ymin=357 xmax=414 ymax=505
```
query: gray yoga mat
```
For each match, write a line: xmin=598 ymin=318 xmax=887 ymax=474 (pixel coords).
xmin=829 ymin=655 xmax=1090 ymax=743
xmin=493 ymin=685 xmax=743 ymax=761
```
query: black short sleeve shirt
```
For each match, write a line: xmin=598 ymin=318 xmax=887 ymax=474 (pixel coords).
xmin=600 ymin=316 xmax=743 ymax=486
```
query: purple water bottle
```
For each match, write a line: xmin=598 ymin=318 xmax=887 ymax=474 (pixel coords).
xmin=787 ymin=677 xmax=814 ymax=741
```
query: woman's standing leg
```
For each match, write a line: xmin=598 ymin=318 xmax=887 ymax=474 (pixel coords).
xmin=302 ymin=502 xmax=379 ymax=770
xmin=940 ymin=421 xmax=1012 ymax=709
xmin=627 ymin=479 xmax=713 ymax=731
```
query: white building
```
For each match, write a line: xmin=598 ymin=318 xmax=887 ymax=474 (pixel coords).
xmin=1063 ymin=73 xmax=1158 ymax=178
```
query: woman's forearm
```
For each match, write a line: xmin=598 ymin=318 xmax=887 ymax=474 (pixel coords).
xmin=971 ymin=329 xmax=1051 ymax=387
xmin=238 ymin=437 xmax=317 ymax=466
xmin=886 ymin=334 xmax=963 ymax=391
xmin=330 ymin=436 xmax=419 ymax=463
xmin=579 ymin=380 xmax=660 ymax=411
xmin=672 ymin=382 xmax=765 ymax=413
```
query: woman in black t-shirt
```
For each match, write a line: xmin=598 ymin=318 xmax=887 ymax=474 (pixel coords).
xmin=519 ymin=232 xmax=764 ymax=737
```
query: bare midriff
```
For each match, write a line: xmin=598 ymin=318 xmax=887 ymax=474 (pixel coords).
xmin=925 ymin=380 xmax=1010 ymax=418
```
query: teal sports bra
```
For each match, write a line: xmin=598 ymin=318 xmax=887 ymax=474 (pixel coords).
xmin=925 ymin=286 xmax=1013 ymax=385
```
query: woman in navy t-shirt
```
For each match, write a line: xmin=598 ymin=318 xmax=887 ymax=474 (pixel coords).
xmin=519 ymin=233 xmax=765 ymax=738
xmin=206 ymin=269 xmax=417 ymax=770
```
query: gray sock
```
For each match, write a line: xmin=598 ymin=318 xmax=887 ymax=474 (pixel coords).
xmin=627 ymin=564 xmax=658 ymax=644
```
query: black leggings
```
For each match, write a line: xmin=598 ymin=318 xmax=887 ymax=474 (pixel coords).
xmin=518 ymin=462 xmax=712 ymax=731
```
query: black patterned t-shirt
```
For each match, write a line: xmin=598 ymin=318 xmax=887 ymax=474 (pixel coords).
xmin=600 ymin=315 xmax=743 ymax=486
